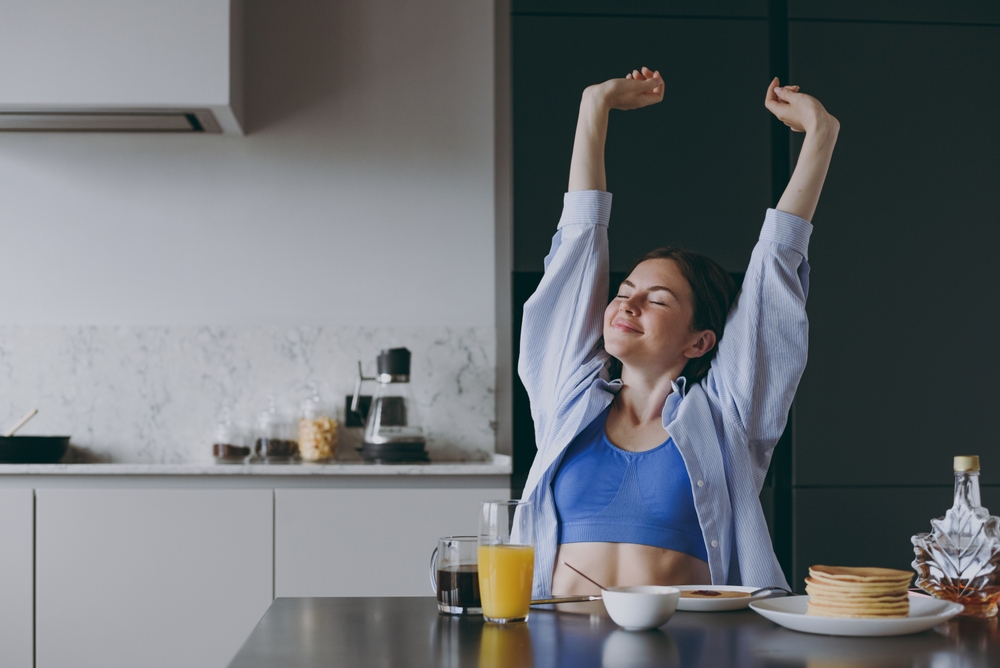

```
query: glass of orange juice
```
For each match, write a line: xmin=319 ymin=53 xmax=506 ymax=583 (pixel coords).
xmin=478 ymin=500 xmax=534 ymax=623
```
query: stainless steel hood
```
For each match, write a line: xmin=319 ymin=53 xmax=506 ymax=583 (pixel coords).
xmin=0 ymin=1 xmax=244 ymax=134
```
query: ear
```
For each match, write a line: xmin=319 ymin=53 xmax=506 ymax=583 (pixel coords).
xmin=684 ymin=330 xmax=717 ymax=359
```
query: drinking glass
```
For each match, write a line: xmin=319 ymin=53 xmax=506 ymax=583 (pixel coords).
xmin=478 ymin=500 xmax=534 ymax=623
xmin=429 ymin=536 xmax=481 ymax=615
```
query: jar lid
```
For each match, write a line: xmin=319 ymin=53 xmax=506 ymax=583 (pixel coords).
xmin=954 ymin=455 xmax=980 ymax=472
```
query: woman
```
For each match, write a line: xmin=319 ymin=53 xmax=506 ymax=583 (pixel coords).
xmin=518 ymin=67 xmax=839 ymax=598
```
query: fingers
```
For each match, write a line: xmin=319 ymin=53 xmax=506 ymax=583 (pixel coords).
xmin=765 ymin=77 xmax=780 ymax=104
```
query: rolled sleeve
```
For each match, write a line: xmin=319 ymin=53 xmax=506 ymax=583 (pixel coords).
xmin=557 ymin=190 xmax=613 ymax=229
xmin=759 ymin=208 xmax=813 ymax=260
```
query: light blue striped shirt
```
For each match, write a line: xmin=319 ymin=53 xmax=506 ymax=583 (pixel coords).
xmin=518 ymin=190 xmax=812 ymax=598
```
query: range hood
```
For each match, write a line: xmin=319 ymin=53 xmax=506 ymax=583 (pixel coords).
xmin=0 ymin=0 xmax=243 ymax=134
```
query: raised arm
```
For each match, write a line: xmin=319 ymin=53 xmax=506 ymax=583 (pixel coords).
xmin=568 ymin=67 xmax=664 ymax=192
xmin=765 ymin=77 xmax=840 ymax=222
xmin=518 ymin=69 xmax=664 ymax=445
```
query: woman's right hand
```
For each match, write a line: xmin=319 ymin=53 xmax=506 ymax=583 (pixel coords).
xmin=585 ymin=67 xmax=664 ymax=111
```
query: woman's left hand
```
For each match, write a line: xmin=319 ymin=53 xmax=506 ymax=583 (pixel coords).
xmin=764 ymin=77 xmax=838 ymax=134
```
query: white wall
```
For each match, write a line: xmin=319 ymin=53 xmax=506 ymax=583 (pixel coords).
xmin=0 ymin=0 xmax=495 ymax=328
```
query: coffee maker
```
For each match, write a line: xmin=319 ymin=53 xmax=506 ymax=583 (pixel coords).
xmin=351 ymin=348 xmax=429 ymax=463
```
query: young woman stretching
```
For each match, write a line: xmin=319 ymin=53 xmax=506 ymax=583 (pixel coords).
xmin=518 ymin=67 xmax=839 ymax=597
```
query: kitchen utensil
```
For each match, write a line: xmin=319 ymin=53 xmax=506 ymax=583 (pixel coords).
xmin=0 ymin=436 xmax=70 ymax=463
xmin=530 ymin=595 xmax=602 ymax=605
xmin=749 ymin=593 xmax=964 ymax=636
xmin=562 ymin=562 xmax=608 ymax=591
xmin=430 ymin=536 xmax=481 ymax=615
xmin=601 ymin=586 xmax=681 ymax=631
xmin=479 ymin=500 xmax=534 ymax=623
xmin=3 ymin=408 xmax=39 ymax=437
xmin=352 ymin=348 xmax=428 ymax=463
xmin=675 ymin=585 xmax=776 ymax=612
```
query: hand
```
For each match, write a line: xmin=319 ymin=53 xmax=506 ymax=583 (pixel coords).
xmin=764 ymin=77 xmax=838 ymax=134
xmin=584 ymin=66 xmax=664 ymax=112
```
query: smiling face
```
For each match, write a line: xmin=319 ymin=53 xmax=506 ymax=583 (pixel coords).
xmin=603 ymin=259 xmax=716 ymax=374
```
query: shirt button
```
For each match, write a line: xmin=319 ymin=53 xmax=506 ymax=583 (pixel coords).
xmin=711 ymin=540 xmax=719 ymax=548
xmin=697 ymin=480 xmax=705 ymax=488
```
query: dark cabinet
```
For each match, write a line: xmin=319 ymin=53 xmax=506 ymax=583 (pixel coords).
xmin=510 ymin=2 xmax=1000 ymax=588
xmin=512 ymin=15 xmax=772 ymax=273
xmin=789 ymin=21 xmax=1000 ymax=488
xmin=793 ymin=486 xmax=1000 ymax=588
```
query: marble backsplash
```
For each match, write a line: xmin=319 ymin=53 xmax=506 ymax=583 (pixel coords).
xmin=0 ymin=326 xmax=496 ymax=463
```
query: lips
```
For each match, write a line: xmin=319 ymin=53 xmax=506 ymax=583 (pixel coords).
xmin=611 ymin=318 xmax=643 ymax=334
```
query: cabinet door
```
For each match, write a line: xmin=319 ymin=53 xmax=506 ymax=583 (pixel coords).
xmin=793 ymin=486 xmax=1000 ymax=591
xmin=789 ymin=21 xmax=1000 ymax=486
xmin=36 ymin=489 xmax=273 ymax=668
xmin=0 ymin=489 xmax=33 ymax=668
xmin=275 ymin=486 xmax=509 ymax=597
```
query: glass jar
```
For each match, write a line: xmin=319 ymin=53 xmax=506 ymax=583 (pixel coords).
xmin=299 ymin=394 xmax=339 ymax=463
xmin=255 ymin=400 xmax=299 ymax=463
xmin=212 ymin=421 xmax=251 ymax=463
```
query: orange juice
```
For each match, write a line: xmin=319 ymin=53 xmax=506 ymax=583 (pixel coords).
xmin=478 ymin=544 xmax=535 ymax=621
xmin=478 ymin=621 xmax=534 ymax=668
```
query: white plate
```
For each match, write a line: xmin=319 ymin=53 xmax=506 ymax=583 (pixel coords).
xmin=674 ymin=585 xmax=772 ymax=611
xmin=749 ymin=594 xmax=964 ymax=636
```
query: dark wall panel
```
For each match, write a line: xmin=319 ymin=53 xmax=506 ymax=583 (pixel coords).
xmin=513 ymin=0 xmax=766 ymax=18
xmin=788 ymin=22 xmax=1000 ymax=487
xmin=789 ymin=1 xmax=1000 ymax=24
xmin=512 ymin=16 xmax=772 ymax=273
xmin=793 ymin=486 xmax=1000 ymax=591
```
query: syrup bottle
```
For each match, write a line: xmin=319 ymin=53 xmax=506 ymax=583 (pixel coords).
xmin=912 ymin=456 xmax=1000 ymax=618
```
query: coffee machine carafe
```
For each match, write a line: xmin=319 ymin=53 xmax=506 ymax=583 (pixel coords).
xmin=351 ymin=347 xmax=429 ymax=463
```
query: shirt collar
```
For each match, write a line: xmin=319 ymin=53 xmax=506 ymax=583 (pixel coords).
xmin=662 ymin=376 xmax=687 ymax=426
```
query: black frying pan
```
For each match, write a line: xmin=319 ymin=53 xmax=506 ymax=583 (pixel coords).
xmin=0 ymin=436 xmax=70 ymax=463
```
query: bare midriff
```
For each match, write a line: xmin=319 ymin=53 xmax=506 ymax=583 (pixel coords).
xmin=552 ymin=542 xmax=711 ymax=595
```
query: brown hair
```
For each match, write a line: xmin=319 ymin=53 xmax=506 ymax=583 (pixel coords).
xmin=618 ymin=247 xmax=738 ymax=385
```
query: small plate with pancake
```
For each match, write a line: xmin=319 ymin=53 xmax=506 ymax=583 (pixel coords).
xmin=750 ymin=593 xmax=964 ymax=636
xmin=675 ymin=585 xmax=773 ymax=611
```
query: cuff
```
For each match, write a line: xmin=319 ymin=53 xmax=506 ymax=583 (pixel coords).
xmin=557 ymin=190 xmax=613 ymax=229
xmin=760 ymin=208 xmax=813 ymax=260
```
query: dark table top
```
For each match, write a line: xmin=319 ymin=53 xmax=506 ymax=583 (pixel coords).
xmin=228 ymin=597 xmax=1000 ymax=668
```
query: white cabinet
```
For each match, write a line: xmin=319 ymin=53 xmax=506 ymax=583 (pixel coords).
xmin=35 ymin=489 xmax=273 ymax=668
xmin=0 ymin=489 xmax=33 ymax=668
xmin=275 ymin=486 xmax=509 ymax=597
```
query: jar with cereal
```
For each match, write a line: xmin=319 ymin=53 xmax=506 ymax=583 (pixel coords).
xmin=299 ymin=392 xmax=338 ymax=463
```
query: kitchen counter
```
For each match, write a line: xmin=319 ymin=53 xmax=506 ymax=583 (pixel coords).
xmin=0 ymin=454 xmax=511 ymax=490
xmin=0 ymin=453 xmax=510 ymax=476
xmin=228 ymin=596 xmax=1000 ymax=668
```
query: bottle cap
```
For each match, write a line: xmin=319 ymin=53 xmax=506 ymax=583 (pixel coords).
xmin=954 ymin=455 xmax=980 ymax=472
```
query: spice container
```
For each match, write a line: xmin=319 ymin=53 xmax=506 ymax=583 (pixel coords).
xmin=299 ymin=393 xmax=339 ymax=463
xmin=212 ymin=420 xmax=251 ymax=463
xmin=255 ymin=399 xmax=299 ymax=463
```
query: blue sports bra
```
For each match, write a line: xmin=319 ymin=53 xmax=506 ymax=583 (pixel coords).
xmin=552 ymin=405 xmax=708 ymax=562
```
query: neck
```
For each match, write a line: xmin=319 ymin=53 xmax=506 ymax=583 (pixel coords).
xmin=616 ymin=360 xmax=686 ymax=424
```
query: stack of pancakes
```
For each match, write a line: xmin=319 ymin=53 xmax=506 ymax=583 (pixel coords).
xmin=805 ymin=565 xmax=913 ymax=618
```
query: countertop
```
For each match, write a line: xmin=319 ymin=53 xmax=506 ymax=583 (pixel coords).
xmin=227 ymin=597 xmax=1000 ymax=668
xmin=0 ymin=453 xmax=511 ymax=476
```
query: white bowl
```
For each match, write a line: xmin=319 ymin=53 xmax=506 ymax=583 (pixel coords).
xmin=601 ymin=586 xmax=681 ymax=631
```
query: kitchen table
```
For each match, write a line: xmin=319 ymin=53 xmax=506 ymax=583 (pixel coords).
xmin=227 ymin=596 xmax=1000 ymax=667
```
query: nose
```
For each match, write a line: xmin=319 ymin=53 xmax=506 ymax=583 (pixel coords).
xmin=619 ymin=296 xmax=637 ymax=315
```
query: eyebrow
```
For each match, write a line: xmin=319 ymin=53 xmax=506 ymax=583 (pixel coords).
xmin=620 ymin=279 xmax=678 ymax=299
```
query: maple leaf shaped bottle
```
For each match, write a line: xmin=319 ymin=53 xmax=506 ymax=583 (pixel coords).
xmin=912 ymin=456 xmax=1000 ymax=618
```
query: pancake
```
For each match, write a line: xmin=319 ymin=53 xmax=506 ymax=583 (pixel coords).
xmin=809 ymin=565 xmax=913 ymax=584
xmin=805 ymin=565 xmax=912 ymax=618
xmin=679 ymin=590 xmax=750 ymax=599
